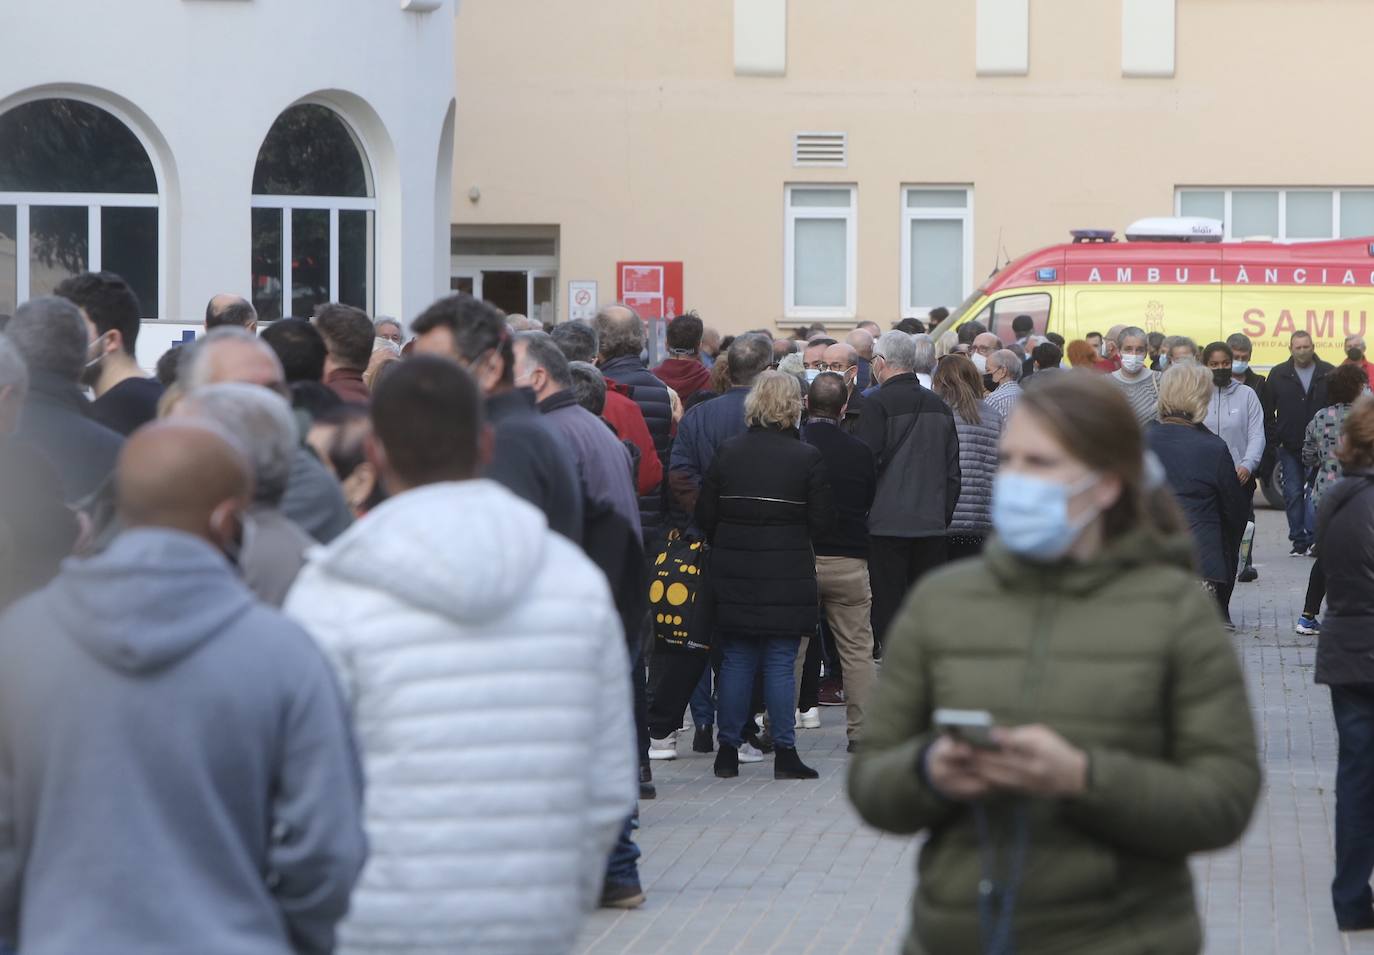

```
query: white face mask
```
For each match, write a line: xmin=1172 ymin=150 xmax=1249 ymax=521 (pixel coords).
xmin=971 ymin=352 xmax=988 ymax=373
xmin=1120 ymin=354 xmax=1146 ymax=374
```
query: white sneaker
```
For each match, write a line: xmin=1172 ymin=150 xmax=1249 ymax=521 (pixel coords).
xmin=738 ymin=741 xmax=765 ymax=763
xmin=648 ymin=733 xmax=678 ymax=760
xmin=799 ymin=707 xmax=821 ymax=729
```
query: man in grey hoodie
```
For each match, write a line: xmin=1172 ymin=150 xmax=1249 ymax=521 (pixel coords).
xmin=0 ymin=421 xmax=367 ymax=955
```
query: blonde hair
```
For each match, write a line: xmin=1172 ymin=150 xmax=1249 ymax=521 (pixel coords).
xmin=1157 ymin=363 xmax=1211 ymax=423
xmin=744 ymin=370 xmax=803 ymax=429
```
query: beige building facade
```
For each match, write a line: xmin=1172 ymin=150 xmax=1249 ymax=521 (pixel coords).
xmin=451 ymin=0 xmax=1374 ymax=335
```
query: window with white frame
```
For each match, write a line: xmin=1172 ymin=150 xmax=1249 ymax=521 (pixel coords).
xmin=784 ymin=185 xmax=856 ymax=319
xmin=0 ymin=98 xmax=160 ymax=318
xmin=1175 ymin=188 xmax=1374 ymax=241
xmin=252 ymin=105 xmax=375 ymax=320
xmin=902 ymin=187 xmax=973 ymax=318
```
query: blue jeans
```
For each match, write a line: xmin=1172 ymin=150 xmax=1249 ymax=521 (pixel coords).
xmin=604 ymin=810 xmax=641 ymax=888
xmin=1278 ymin=448 xmax=1315 ymax=548
xmin=689 ymin=667 xmax=714 ymax=729
xmin=717 ymin=634 xmax=800 ymax=750
xmin=1331 ymin=685 xmax=1374 ymax=925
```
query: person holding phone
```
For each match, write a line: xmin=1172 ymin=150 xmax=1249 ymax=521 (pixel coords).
xmin=848 ymin=371 xmax=1261 ymax=955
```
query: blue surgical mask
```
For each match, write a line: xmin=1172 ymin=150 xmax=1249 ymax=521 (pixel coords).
xmin=992 ymin=471 xmax=1101 ymax=561
xmin=1159 ymin=354 xmax=1170 ymax=370
xmin=804 ymin=369 xmax=821 ymax=384
xmin=1232 ymin=360 xmax=1249 ymax=375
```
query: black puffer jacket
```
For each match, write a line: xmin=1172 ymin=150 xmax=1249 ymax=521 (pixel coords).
xmin=949 ymin=401 xmax=1002 ymax=535
xmin=696 ymin=425 xmax=836 ymax=639
xmin=1315 ymin=471 xmax=1374 ymax=685
xmin=601 ymin=355 xmax=673 ymax=536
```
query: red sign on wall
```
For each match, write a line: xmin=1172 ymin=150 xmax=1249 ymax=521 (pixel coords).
xmin=617 ymin=261 xmax=684 ymax=320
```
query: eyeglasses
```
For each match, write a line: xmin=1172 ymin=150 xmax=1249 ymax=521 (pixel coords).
xmin=807 ymin=361 xmax=854 ymax=372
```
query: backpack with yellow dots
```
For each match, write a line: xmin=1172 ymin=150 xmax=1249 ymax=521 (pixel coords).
xmin=649 ymin=528 xmax=711 ymax=654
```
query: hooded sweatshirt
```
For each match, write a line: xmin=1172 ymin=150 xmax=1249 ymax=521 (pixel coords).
xmin=0 ymin=528 xmax=367 ymax=955
xmin=1203 ymin=378 xmax=1266 ymax=475
xmin=283 ymin=479 xmax=636 ymax=955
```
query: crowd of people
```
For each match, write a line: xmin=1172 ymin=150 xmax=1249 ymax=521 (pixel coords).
xmin=1 ymin=273 xmax=1373 ymax=952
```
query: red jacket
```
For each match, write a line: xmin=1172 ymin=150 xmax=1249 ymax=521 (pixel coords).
xmin=603 ymin=386 xmax=663 ymax=496
xmin=1346 ymin=357 xmax=1374 ymax=392
xmin=652 ymin=357 xmax=711 ymax=405
xmin=325 ymin=368 xmax=370 ymax=404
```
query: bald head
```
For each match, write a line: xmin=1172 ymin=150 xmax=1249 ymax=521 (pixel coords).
xmin=845 ymin=329 xmax=874 ymax=360
xmin=205 ymin=294 xmax=257 ymax=332
xmin=117 ymin=421 xmax=253 ymax=542
xmin=182 ymin=329 xmax=287 ymax=394
xmin=972 ymin=332 xmax=1001 ymax=356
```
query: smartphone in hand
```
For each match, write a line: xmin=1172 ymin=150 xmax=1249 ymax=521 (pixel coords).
xmin=933 ymin=708 xmax=1001 ymax=750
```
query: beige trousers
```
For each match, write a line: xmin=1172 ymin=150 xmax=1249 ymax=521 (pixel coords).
xmin=795 ymin=555 xmax=877 ymax=741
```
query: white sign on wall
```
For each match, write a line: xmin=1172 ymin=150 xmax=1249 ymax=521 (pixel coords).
xmin=568 ymin=280 xmax=598 ymax=322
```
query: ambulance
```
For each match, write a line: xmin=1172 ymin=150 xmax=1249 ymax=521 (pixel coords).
xmin=930 ymin=217 xmax=1374 ymax=369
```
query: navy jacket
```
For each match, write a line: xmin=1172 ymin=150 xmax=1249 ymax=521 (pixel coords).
xmin=668 ymin=387 xmax=750 ymax=514
xmin=484 ymin=389 xmax=584 ymax=545
xmin=802 ymin=418 xmax=875 ymax=559
xmin=600 ymin=355 xmax=672 ymax=536
xmin=1146 ymin=421 xmax=1249 ymax=584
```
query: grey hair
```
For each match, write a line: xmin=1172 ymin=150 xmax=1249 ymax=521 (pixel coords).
xmin=776 ymin=353 xmax=808 ymax=392
xmin=514 ymin=331 xmax=572 ymax=388
xmin=990 ymin=349 xmax=1023 ymax=381
xmin=1116 ymin=326 xmax=1148 ymax=349
xmin=568 ymin=361 xmax=607 ymax=415
xmin=874 ymin=330 xmax=916 ymax=371
xmin=593 ymin=303 xmax=646 ymax=361
xmin=1226 ymin=332 xmax=1254 ymax=353
xmin=180 ymin=327 xmax=272 ymax=391
xmin=178 ymin=382 xmax=299 ymax=506
xmin=6 ymin=296 xmax=88 ymax=381
xmin=0 ymin=334 xmax=29 ymax=395
xmin=1164 ymin=335 xmax=1198 ymax=361
xmin=374 ymin=316 xmax=402 ymax=332
xmin=911 ymin=334 xmax=936 ymax=375
xmin=550 ymin=321 xmax=599 ymax=363
xmin=727 ymin=333 xmax=773 ymax=387
xmin=936 ymin=330 xmax=960 ymax=358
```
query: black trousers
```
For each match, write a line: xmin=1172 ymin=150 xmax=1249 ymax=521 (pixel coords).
xmin=1305 ymin=558 xmax=1327 ymax=618
xmin=647 ymin=648 xmax=710 ymax=740
xmin=798 ymin=629 xmax=823 ymax=711
xmin=869 ymin=535 xmax=948 ymax=652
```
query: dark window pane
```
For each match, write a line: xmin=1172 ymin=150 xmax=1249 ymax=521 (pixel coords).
xmin=0 ymin=206 xmax=15 ymax=317
xmin=291 ymin=209 xmax=329 ymax=318
xmin=253 ymin=105 xmax=368 ymax=198
xmin=29 ymin=206 xmax=87 ymax=299
xmin=0 ymin=99 xmax=156 ymax=194
xmin=251 ymin=207 xmax=283 ymax=321
xmin=339 ymin=210 xmax=371 ymax=312
xmin=101 ymin=207 xmax=158 ymax=318
xmin=451 ymin=275 xmax=474 ymax=294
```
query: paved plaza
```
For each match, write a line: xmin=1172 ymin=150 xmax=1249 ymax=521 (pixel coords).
xmin=578 ymin=509 xmax=1374 ymax=955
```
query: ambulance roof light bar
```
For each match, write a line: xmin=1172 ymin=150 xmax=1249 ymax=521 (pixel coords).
xmin=1070 ymin=229 xmax=1116 ymax=244
xmin=1124 ymin=217 xmax=1224 ymax=243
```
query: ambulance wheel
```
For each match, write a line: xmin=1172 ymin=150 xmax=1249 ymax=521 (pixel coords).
xmin=1258 ymin=475 xmax=1284 ymax=511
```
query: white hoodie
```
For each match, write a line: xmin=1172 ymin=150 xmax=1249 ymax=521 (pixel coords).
xmin=285 ymin=479 xmax=634 ymax=955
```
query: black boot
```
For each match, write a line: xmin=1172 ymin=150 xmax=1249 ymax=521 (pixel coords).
xmin=714 ymin=743 xmax=739 ymax=778
xmin=693 ymin=725 xmax=714 ymax=753
xmin=774 ymin=746 xmax=819 ymax=780
xmin=639 ymin=763 xmax=656 ymax=800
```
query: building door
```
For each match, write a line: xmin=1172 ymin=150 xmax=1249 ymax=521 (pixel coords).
xmin=451 ymin=226 xmax=559 ymax=322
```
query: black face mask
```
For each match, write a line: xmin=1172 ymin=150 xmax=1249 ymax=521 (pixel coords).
xmin=1213 ymin=368 xmax=1233 ymax=388
xmin=983 ymin=373 xmax=997 ymax=393
xmin=1349 ymin=347 xmax=1366 ymax=363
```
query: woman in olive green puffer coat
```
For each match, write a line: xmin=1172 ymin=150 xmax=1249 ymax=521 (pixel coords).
xmin=849 ymin=372 xmax=1262 ymax=955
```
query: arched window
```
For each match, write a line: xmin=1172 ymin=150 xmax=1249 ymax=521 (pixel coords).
xmin=0 ymin=98 xmax=160 ymax=317
xmin=251 ymin=105 xmax=375 ymax=320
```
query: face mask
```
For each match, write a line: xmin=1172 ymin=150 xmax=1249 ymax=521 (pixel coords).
xmin=80 ymin=333 xmax=112 ymax=388
xmin=1232 ymin=360 xmax=1249 ymax=375
xmin=1212 ymin=368 xmax=1233 ymax=388
xmin=992 ymin=471 xmax=1101 ymax=561
xmin=1349 ymin=347 xmax=1366 ymax=363
xmin=804 ymin=368 xmax=821 ymax=384
xmin=1158 ymin=354 xmax=1170 ymax=370
xmin=971 ymin=352 xmax=988 ymax=373
xmin=1120 ymin=354 xmax=1145 ymax=374
xmin=983 ymin=373 xmax=997 ymax=393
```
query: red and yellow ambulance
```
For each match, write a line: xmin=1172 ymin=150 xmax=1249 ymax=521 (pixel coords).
xmin=931 ymin=218 xmax=1374 ymax=368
